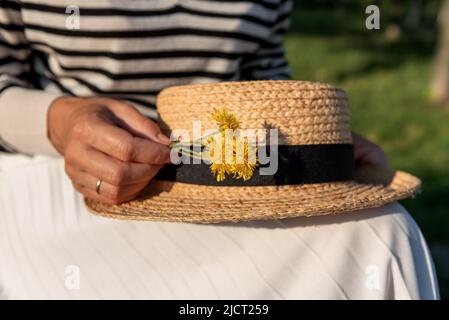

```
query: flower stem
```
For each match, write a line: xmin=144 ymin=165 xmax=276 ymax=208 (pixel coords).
xmin=172 ymin=146 xmax=204 ymax=160
xmin=170 ymin=130 xmax=220 ymax=149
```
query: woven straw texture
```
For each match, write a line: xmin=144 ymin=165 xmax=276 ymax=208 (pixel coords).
xmin=85 ymin=80 xmax=421 ymax=223
xmin=157 ymin=80 xmax=352 ymax=145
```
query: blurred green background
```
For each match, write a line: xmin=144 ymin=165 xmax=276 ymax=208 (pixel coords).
xmin=285 ymin=0 xmax=448 ymax=298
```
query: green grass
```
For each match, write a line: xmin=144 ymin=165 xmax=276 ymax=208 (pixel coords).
xmin=285 ymin=3 xmax=449 ymax=298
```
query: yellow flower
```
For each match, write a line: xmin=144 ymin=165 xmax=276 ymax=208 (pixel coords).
xmin=170 ymin=108 xmax=258 ymax=182
xmin=230 ymin=137 xmax=258 ymax=181
xmin=212 ymin=108 xmax=240 ymax=132
xmin=205 ymin=131 xmax=258 ymax=182
xmin=205 ymin=134 xmax=228 ymax=182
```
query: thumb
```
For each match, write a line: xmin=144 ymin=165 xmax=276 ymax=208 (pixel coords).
xmin=99 ymin=98 xmax=171 ymax=146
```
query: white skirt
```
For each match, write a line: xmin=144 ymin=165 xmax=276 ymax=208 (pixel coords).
xmin=0 ymin=154 xmax=440 ymax=300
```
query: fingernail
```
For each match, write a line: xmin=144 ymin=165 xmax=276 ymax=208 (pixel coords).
xmin=157 ymin=132 xmax=171 ymax=145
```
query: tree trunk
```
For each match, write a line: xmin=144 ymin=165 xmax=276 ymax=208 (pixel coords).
xmin=431 ymin=0 xmax=449 ymax=105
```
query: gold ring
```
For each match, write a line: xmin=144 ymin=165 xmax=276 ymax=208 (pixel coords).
xmin=95 ymin=179 xmax=103 ymax=195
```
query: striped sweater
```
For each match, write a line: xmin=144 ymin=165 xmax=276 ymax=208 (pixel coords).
xmin=0 ymin=0 xmax=292 ymax=155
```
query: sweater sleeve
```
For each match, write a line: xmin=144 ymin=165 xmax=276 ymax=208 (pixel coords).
xmin=0 ymin=0 xmax=61 ymax=156
xmin=240 ymin=0 xmax=293 ymax=80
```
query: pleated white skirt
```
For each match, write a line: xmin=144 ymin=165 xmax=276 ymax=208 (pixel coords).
xmin=0 ymin=154 xmax=440 ymax=299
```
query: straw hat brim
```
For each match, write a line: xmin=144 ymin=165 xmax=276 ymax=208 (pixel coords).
xmin=84 ymin=166 xmax=420 ymax=223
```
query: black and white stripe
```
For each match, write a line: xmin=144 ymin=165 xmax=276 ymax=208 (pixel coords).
xmin=0 ymin=0 xmax=292 ymax=151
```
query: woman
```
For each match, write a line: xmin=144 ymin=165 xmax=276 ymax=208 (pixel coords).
xmin=0 ymin=0 xmax=439 ymax=299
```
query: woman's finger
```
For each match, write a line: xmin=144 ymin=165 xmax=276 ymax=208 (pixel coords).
xmin=99 ymin=98 xmax=171 ymax=145
xmin=65 ymin=143 xmax=163 ymax=186
xmin=74 ymin=112 xmax=170 ymax=164
xmin=73 ymin=182 xmax=142 ymax=205
xmin=67 ymin=165 xmax=149 ymax=203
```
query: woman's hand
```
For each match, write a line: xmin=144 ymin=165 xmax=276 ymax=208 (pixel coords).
xmin=48 ymin=97 xmax=171 ymax=204
xmin=352 ymin=132 xmax=390 ymax=169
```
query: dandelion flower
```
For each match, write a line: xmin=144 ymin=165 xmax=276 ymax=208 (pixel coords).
xmin=212 ymin=109 xmax=240 ymax=132
xmin=170 ymin=108 xmax=258 ymax=182
xmin=205 ymin=130 xmax=258 ymax=182
xmin=231 ymin=137 xmax=258 ymax=181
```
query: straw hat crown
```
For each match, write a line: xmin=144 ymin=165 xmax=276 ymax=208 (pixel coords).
xmin=156 ymin=80 xmax=352 ymax=146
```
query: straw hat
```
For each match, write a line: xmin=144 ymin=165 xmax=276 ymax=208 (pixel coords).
xmin=85 ymin=80 xmax=420 ymax=223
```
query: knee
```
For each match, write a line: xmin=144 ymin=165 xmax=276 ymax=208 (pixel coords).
xmin=350 ymin=202 xmax=424 ymax=244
